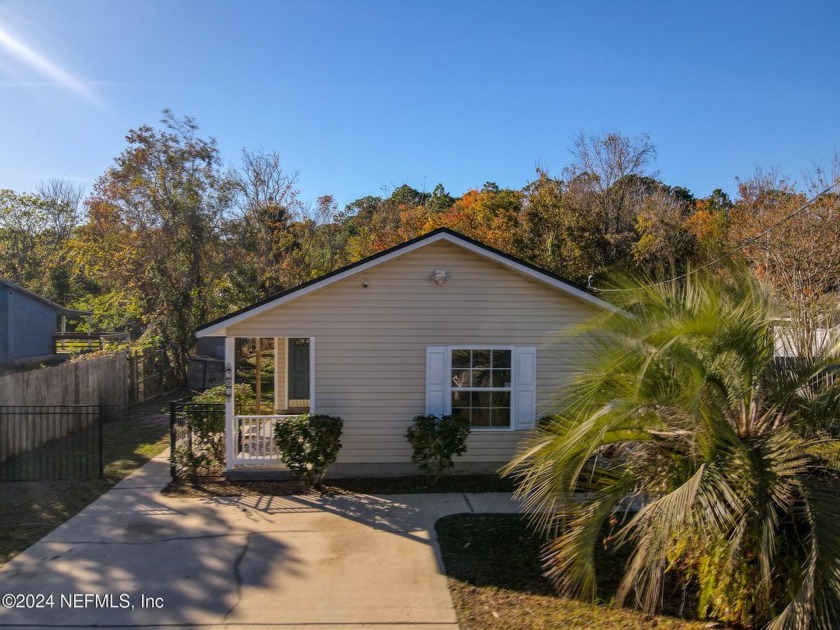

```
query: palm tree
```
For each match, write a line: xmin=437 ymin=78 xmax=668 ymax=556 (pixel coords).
xmin=504 ymin=265 xmax=840 ymax=628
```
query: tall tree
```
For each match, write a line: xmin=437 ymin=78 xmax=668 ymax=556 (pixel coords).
xmin=631 ymin=187 xmax=697 ymax=274
xmin=729 ymin=168 xmax=840 ymax=325
xmin=425 ymin=183 xmax=456 ymax=214
xmin=225 ymin=148 xmax=303 ymax=303
xmin=79 ymin=110 xmax=230 ymax=376
xmin=342 ymin=186 xmax=429 ymax=260
xmin=520 ymin=168 xmax=591 ymax=280
xmin=0 ymin=189 xmax=48 ymax=289
xmin=36 ymin=178 xmax=84 ymax=303
xmin=425 ymin=186 xmax=523 ymax=254
xmin=563 ymin=131 xmax=658 ymax=275
xmin=278 ymin=195 xmax=350 ymax=287
xmin=685 ymin=189 xmax=732 ymax=263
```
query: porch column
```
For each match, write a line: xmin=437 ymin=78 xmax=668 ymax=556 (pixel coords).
xmin=224 ymin=336 xmax=236 ymax=471
xmin=274 ymin=337 xmax=288 ymax=412
xmin=309 ymin=337 xmax=315 ymax=413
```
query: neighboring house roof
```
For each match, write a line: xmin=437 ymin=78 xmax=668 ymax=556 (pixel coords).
xmin=0 ymin=279 xmax=92 ymax=316
xmin=197 ymin=227 xmax=619 ymax=337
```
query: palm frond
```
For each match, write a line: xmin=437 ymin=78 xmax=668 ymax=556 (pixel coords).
xmin=506 ymin=262 xmax=840 ymax=627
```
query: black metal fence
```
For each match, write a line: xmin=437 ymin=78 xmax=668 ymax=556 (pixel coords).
xmin=170 ymin=401 xmax=225 ymax=478
xmin=0 ymin=405 xmax=103 ymax=480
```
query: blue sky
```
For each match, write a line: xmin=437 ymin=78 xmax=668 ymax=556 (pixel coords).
xmin=1 ymin=1 xmax=838 ymax=210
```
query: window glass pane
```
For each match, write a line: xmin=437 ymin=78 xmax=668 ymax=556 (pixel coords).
xmin=491 ymin=369 xmax=511 ymax=387
xmin=470 ymin=369 xmax=491 ymax=388
xmin=491 ymin=391 xmax=511 ymax=408
xmin=476 ymin=391 xmax=493 ymax=407
xmin=471 ymin=408 xmax=492 ymax=427
xmin=491 ymin=407 xmax=510 ymax=426
xmin=452 ymin=391 xmax=469 ymax=409
xmin=452 ymin=349 xmax=471 ymax=369
xmin=452 ymin=368 xmax=470 ymax=388
xmin=492 ymin=350 xmax=511 ymax=369
xmin=472 ymin=350 xmax=491 ymax=368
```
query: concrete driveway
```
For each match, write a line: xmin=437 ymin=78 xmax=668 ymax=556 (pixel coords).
xmin=0 ymin=453 xmax=519 ymax=629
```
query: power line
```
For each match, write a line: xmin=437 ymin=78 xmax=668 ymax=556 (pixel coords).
xmin=593 ymin=178 xmax=840 ymax=293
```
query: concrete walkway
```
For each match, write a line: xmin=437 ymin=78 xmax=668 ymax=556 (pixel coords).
xmin=0 ymin=453 xmax=520 ymax=629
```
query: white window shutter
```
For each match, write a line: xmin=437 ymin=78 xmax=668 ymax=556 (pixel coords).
xmin=514 ymin=346 xmax=537 ymax=430
xmin=425 ymin=346 xmax=447 ymax=416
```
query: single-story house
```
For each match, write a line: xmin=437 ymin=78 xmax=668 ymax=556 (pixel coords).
xmin=0 ymin=279 xmax=92 ymax=365
xmin=196 ymin=228 xmax=617 ymax=477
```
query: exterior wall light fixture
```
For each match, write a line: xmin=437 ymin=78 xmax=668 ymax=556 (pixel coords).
xmin=432 ymin=270 xmax=448 ymax=285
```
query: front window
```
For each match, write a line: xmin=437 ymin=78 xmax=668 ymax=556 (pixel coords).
xmin=450 ymin=349 xmax=511 ymax=428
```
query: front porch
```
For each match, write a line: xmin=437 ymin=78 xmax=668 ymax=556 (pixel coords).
xmin=224 ymin=336 xmax=314 ymax=469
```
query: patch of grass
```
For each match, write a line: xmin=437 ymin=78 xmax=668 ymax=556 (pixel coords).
xmin=161 ymin=473 xmax=515 ymax=497
xmin=0 ymin=394 xmax=176 ymax=566
xmin=102 ymin=411 xmax=169 ymax=481
xmin=436 ymin=513 xmax=706 ymax=630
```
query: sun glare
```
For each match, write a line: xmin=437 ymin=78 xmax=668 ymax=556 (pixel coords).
xmin=0 ymin=26 xmax=102 ymax=107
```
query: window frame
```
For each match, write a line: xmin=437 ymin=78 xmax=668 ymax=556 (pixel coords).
xmin=445 ymin=345 xmax=516 ymax=432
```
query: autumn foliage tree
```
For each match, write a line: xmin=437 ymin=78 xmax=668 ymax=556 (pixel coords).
xmin=0 ymin=189 xmax=50 ymax=290
xmin=729 ymin=170 xmax=840 ymax=311
xmin=4 ymin=114 xmax=837 ymax=405
xmin=76 ymin=110 xmax=230 ymax=376
xmin=685 ymin=189 xmax=732 ymax=263
xmin=224 ymin=149 xmax=304 ymax=304
xmin=631 ymin=186 xmax=697 ymax=273
xmin=562 ymin=131 xmax=659 ymax=276
xmin=424 ymin=185 xmax=523 ymax=254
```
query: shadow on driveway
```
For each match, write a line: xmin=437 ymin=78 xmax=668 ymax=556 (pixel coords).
xmin=0 ymin=458 xmax=301 ymax=628
xmin=0 ymin=455 xmax=517 ymax=628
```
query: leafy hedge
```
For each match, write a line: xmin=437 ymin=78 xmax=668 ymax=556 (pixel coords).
xmin=405 ymin=414 xmax=470 ymax=482
xmin=274 ymin=414 xmax=343 ymax=488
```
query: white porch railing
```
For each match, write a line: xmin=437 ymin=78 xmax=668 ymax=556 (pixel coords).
xmin=232 ymin=415 xmax=297 ymax=464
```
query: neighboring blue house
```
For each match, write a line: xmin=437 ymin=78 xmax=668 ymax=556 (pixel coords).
xmin=0 ymin=279 xmax=92 ymax=364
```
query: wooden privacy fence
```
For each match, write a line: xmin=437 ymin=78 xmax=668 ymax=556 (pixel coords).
xmin=128 ymin=347 xmax=181 ymax=404
xmin=0 ymin=349 xmax=180 ymax=419
xmin=0 ymin=405 xmax=102 ymax=479
xmin=0 ymin=352 xmax=128 ymax=419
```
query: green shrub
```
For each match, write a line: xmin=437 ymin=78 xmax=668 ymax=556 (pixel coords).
xmin=273 ymin=414 xmax=343 ymax=488
xmin=405 ymin=414 xmax=470 ymax=482
xmin=171 ymin=401 xmax=227 ymax=480
xmin=191 ymin=384 xmax=227 ymax=404
xmin=173 ymin=444 xmax=216 ymax=481
xmin=192 ymin=383 xmax=255 ymax=414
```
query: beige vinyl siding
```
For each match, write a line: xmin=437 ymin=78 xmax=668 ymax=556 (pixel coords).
xmin=227 ymin=241 xmax=598 ymax=465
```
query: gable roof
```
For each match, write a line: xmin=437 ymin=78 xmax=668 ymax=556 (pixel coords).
xmin=0 ymin=279 xmax=92 ymax=316
xmin=197 ymin=227 xmax=618 ymax=337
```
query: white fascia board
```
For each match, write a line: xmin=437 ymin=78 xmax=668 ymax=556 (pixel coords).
xmin=198 ymin=327 xmax=226 ymax=338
